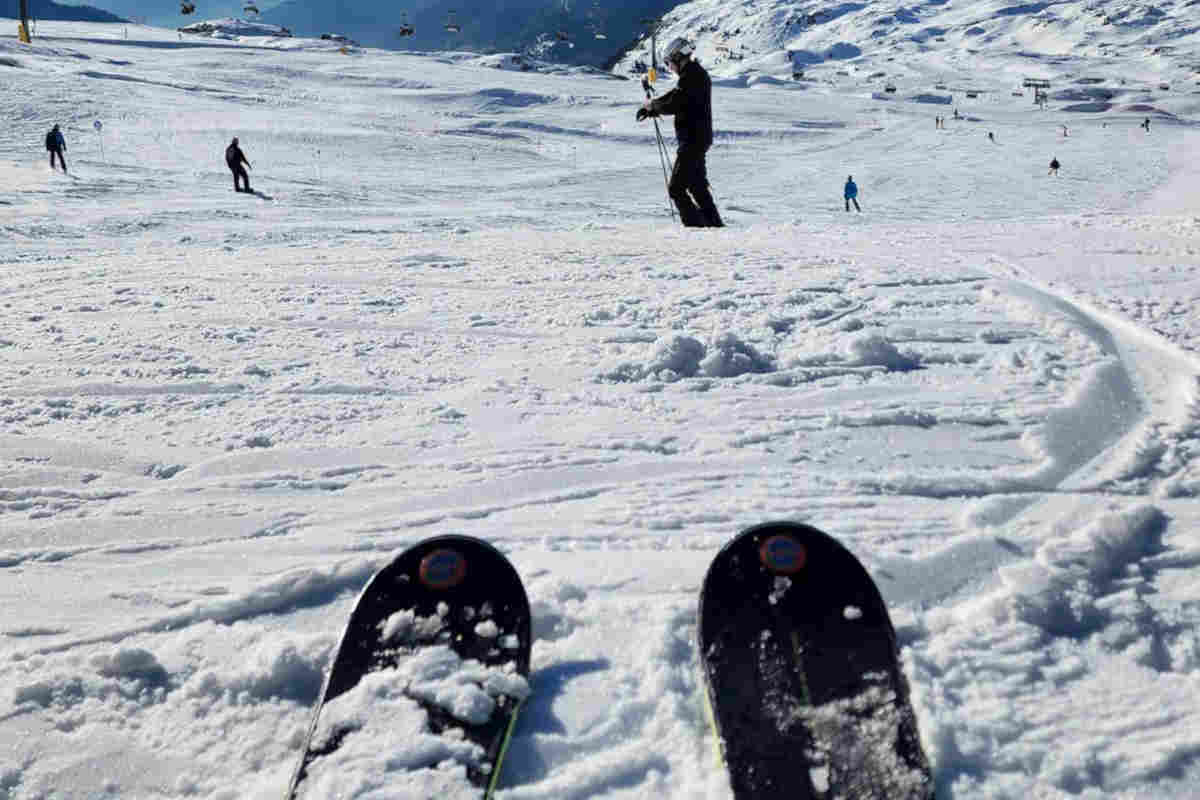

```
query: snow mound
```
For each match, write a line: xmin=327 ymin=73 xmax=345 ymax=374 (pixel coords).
xmin=179 ymin=18 xmax=292 ymax=37
xmin=845 ymin=334 xmax=920 ymax=371
xmin=600 ymin=333 xmax=774 ymax=382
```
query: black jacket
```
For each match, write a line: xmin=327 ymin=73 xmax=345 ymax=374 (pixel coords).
xmin=226 ymin=143 xmax=249 ymax=169
xmin=649 ymin=59 xmax=713 ymax=150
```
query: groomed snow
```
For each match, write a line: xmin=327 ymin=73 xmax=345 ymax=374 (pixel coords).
xmin=3 ymin=18 xmax=1200 ymax=800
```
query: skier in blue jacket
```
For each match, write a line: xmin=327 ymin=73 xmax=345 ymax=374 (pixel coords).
xmin=844 ymin=175 xmax=860 ymax=212
xmin=45 ymin=124 xmax=67 ymax=173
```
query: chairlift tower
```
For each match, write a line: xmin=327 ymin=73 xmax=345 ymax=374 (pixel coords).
xmin=18 ymin=0 xmax=31 ymax=41
xmin=640 ymin=17 xmax=659 ymax=73
xmin=1022 ymin=78 xmax=1050 ymax=106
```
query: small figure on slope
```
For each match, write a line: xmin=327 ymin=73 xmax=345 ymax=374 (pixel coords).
xmin=45 ymin=124 xmax=67 ymax=173
xmin=635 ymin=38 xmax=723 ymax=227
xmin=225 ymin=137 xmax=252 ymax=193
xmin=1048 ymin=157 xmax=1060 ymax=176
xmin=844 ymin=175 xmax=861 ymax=212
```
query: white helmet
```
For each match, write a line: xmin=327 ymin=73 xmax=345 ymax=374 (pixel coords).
xmin=663 ymin=37 xmax=693 ymax=65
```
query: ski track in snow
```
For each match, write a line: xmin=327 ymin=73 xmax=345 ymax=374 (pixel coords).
xmin=3 ymin=19 xmax=1200 ymax=800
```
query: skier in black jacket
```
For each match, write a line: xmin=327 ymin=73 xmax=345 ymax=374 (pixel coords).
xmin=636 ymin=38 xmax=723 ymax=227
xmin=45 ymin=124 xmax=67 ymax=173
xmin=225 ymin=137 xmax=252 ymax=193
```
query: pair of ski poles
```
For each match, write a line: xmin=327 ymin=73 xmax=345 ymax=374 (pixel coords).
xmin=642 ymin=77 xmax=676 ymax=222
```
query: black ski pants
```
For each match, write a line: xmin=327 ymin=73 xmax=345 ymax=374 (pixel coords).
xmin=845 ymin=197 xmax=860 ymax=212
xmin=229 ymin=163 xmax=250 ymax=192
xmin=669 ymin=145 xmax=723 ymax=227
xmin=49 ymin=148 xmax=66 ymax=172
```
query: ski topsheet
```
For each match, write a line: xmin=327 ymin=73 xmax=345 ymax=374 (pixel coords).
xmin=698 ymin=521 xmax=934 ymax=799
xmin=285 ymin=535 xmax=532 ymax=800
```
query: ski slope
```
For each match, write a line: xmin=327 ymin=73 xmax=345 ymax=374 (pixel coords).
xmin=3 ymin=19 xmax=1200 ymax=799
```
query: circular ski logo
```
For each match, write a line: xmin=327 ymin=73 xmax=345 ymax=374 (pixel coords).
xmin=759 ymin=535 xmax=807 ymax=575
xmin=419 ymin=549 xmax=467 ymax=590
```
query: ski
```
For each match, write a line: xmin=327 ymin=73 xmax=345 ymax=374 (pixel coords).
xmin=698 ymin=521 xmax=934 ymax=799
xmin=285 ymin=535 xmax=531 ymax=799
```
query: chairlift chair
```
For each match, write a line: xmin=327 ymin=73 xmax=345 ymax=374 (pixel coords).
xmin=243 ymin=3 xmax=259 ymax=14
xmin=180 ymin=1 xmax=196 ymax=13
xmin=398 ymin=12 xmax=414 ymax=36
xmin=445 ymin=10 xmax=460 ymax=33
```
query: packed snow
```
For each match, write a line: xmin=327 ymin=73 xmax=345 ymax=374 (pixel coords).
xmin=3 ymin=15 xmax=1200 ymax=800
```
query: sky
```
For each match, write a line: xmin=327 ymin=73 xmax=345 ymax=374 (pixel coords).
xmin=2 ymin=15 xmax=1200 ymax=800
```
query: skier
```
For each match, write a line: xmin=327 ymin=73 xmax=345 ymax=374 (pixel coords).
xmin=635 ymin=38 xmax=723 ymax=227
xmin=1048 ymin=157 xmax=1060 ymax=176
xmin=225 ymin=137 xmax=252 ymax=193
xmin=987 ymin=131 xmax=996 ymax=143
xmin=1143 ymin=117 xmax=1151 ymax=132
xmin=45 ymin=124 xmax=67 ymax=173
xmin=844 ymin=175 xmax=860 ymax=212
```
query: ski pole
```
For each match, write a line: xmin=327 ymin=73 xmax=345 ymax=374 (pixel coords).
xmin=642 ymin=77 xmax=675 ymax=222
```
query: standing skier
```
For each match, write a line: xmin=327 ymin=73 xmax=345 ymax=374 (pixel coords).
xmin=844 ymin=176 xmax=861 ymax=212
xmin=45 ymin=124 xmax=67 ymax=173
xmin=635 ymin=38 xmax=723 ymax=227
xmin=225 ymin=137 xmax=252 ymax=193
xmin=1048 ymin=157 xmax=1060 ymax=176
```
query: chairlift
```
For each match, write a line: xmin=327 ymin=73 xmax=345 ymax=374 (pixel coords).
xmin=180 ymin=1 xmax=196 ymax=13
xmin=397 ymin=11 xmax=414 ymax=36
xmin=556 ymin=0 xmax=570 ymax=42
xmin=593 ymin=30 xmax=606 ymax=39
xmin=243 ymin=3 xmax=259 ymax=14
xmin=445 ymin=10 xmax=460 ymax=33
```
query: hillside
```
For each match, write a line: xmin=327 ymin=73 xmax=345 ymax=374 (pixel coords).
xmin=258 ymin=0 xmax=681 ymax=64
xmin=611 ymin=0 xmax=1200 ymax=91
xmin=1 ymin=0 xmax=125 ymax=23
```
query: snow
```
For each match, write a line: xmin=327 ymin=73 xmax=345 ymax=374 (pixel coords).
xmin=2 ymin=15 xmax=1200 ymax=800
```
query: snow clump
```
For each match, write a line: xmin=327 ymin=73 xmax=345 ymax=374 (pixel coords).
xmin=599 ymin=332 xmax=774 ymax=382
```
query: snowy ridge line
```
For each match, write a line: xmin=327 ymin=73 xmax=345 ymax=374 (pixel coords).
xmin=17 ymin=557 xmax=382 ymax=659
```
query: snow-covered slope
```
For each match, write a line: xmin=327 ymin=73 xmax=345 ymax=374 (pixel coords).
xmin=614 ymin=0 xmax=1200 ymax=97
xmin=3 ymin=17 xmax=1200 ymax=800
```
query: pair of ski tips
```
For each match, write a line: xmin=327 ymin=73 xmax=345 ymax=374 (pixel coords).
xmin=285 ymin=522 xmax=934 ymax=799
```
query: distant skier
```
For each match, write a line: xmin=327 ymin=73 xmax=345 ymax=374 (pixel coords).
xmin=636 ymin=38 xmax=723 ymax=227
xmin=1143 ymin=117 xmax=1151 ymax=132
xmin=225 ymin=137 xmax=252 ymax=193
xmin=1048 ymin=157 xmax=1060 ymax=176
xmin=844 ymin=175 xmax=861 ymax=212
xmin=987 ymin=131 xmax=996 ymax=143
xmin=45 ymin=124 xmax=67 ymax=173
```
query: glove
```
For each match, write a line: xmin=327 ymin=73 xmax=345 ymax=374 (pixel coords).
xmin=636 ymin=107 xmax=651 ymax=122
